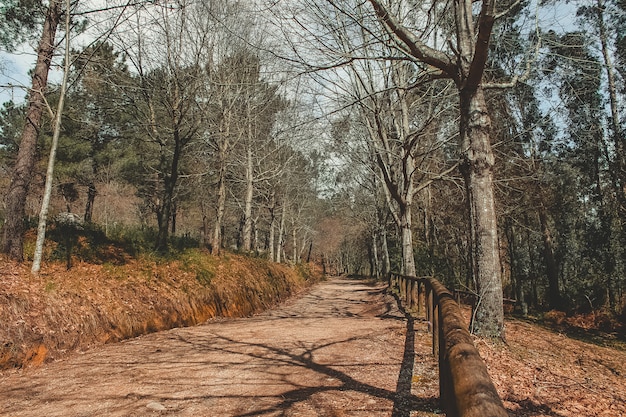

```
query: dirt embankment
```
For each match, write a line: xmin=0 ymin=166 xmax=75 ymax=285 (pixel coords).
xmin=0 ymin=251 xmax=322 ymax=370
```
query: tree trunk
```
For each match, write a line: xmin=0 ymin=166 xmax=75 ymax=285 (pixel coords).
xmin=381 ymin=228 xmax=391 ymax=276
xmin=505 ymin=218 xmax=528 ymax=315
xmin=155 ymin=133 xmax=181 ymax=253
xmin=31 ymin=0 xmax=71 ymax=276
xmin=597 ymin=0 xmax=623 ymax=311
xmin=292 ymin=227 xmax=297 ymax=264
xmin=212 ymin=156 xmax=227 ymax=256
xmin=2 ymin=0 xmax=62 ymax=262
xmin=277 ymin=202 xmax=286 ymax=263
xmin=253 ymin=216 xmax=259 ymax=253
xmin=84 ymin=182 xmax=97 ymax=223
xmin=459 ymin=87 xmax=504 ymax=338
xmin=372 ymin=232 xmax=380 ymax=279
xmin=200 ymin=200 xmax=210 ymax=248
xmin=242 ymin=144 xmax=254 ymax=252
xmin=524 ymin=214 xmax=539 ymax=309
xmin=597 ymin=0 xmax=625 ymax=212
xmin=269 ymin=193 xmax=276 ymax=261
xmin=171 ymin=202 xmax=177 ymax=235
xmin=400 ymin=206 xmax=416 ymax=276
xmin=538 ymin=206 xmax=561 ymax=310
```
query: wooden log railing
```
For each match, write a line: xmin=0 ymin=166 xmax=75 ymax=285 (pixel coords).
xmin=389 ymin=273 xmax=508 ymax=417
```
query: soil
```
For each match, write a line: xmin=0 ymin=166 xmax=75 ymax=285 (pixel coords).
xmin=0 ymin=277 xmax=440 ymax=417
xmin=1 ymin=275 xmax=625 ymax=417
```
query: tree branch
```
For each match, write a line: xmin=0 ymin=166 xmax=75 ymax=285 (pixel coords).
xmin=367 ymin=0 xmax=456 ymax=78
xmin=466 ymin=0 xmax=496 ymax=90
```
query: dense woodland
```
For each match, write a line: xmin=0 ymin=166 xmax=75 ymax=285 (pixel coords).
xmin=0 ymin=0 xmax=624 ymax=337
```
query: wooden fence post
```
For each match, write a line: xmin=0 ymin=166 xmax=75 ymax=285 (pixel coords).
xmin=416 ymin=280 xmax=422 ymax=315
xmin=409 ymin=279 xmax=417 ymax=310
xmin=405 ymin=277 xmax=411 ymax=308
xmin=432 ymin=302 xmax=439 ymax=356
xmin=427 ymin=285 xmax=433 ymax=333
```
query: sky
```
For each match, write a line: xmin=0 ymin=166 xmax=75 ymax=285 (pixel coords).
xmin=0 ymin=0 xmax=582 ymax=109
xmin=0 ymin=49 xmax=34 ymax=105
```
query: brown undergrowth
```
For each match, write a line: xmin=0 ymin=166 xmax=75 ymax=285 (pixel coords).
xmin=459 ymin=306 xmax=626 ymax=417
xmin=0 ymin=250 xmax=322 ymax=370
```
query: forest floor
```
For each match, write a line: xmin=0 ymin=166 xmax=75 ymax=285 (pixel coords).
xmin=0 ymin=270 xmax=625 ymax=416
xmin=477 ymin=311 xmax=626 ymax=417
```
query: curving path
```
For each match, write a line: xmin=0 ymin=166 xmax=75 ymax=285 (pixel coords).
xmin=0 ymin=277 xmax=439 ymax=416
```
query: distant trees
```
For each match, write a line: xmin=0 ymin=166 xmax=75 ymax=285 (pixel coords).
xmin=0 ymin=0 xmax=323 ymax=263
xmin=491 ymin=0 xmax=625 ymax=317
xmin=203 ymin=49 xmax=277 ymax=255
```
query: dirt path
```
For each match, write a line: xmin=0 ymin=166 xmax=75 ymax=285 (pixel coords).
xmin=0 ymin=277 xmax=439 ymax=417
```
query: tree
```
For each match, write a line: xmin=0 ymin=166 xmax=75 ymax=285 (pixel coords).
xmin=2 ymin=0 xmax=63 ymax=261
xmin=32 ymin=0 xmax=72 ymax=275
xmin=65 ymin=43 xmax=133 ymax=224
xmin=115 ymin=1 xmax=212 ymax=252
xmin=0 ymin=0 xmax=43 ymax=51
xmin=232 ymin=55 xmax=285 ymax=253
xmin=363 ymin=0 xmax=509 ymax=337
xmin=279 ymin=0 xmax=509 ymax=336
xmin=542 ymin=28 xmax=623 ymax=311
xmin=204 ymin=50 xmax=253 ymax=255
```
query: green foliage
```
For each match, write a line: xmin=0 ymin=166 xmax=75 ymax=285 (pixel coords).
xmin=0 ymin=101 xmax=26 ymax=156
xmin=46 ymin=221 xmax=127 ymax=266
xmin=413 ymin=245 xmax=455 ymax=286
xmin=169 ymin=234 xmax=201 ymax=253
xmin=0 ymin=0 xmax=43 ymax=50
xmin=41 ymin=221 xmax=201 ymax=267
xmin=179 ymin=249 xmax=217 ymax=286
xmin=105 ymin=226 xmax=158 ymax=257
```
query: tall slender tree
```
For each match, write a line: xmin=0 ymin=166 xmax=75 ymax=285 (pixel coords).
xmin=2 ymin=0 xmax=63 ymax=261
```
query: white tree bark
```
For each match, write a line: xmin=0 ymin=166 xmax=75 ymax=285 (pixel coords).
xmin=32 ymin=0 xmax=71 ymax=275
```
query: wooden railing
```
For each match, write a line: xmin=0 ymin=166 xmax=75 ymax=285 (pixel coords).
xmin=389 ymin=273 xmax=508 ymax=417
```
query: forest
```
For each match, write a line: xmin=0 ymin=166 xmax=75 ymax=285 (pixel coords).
xmin=1 ymin=0 xmax=625 ymax=339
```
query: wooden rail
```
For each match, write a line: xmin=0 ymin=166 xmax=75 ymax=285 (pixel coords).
xmin=389 ymin=273 xmax=508 ymax=417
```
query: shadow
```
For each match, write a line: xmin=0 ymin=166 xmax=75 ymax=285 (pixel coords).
xmin=390 ymin=290 xmax=439 ymax=417
xmin=505 ymin=398 xmax=567 ymax=417
xmin=392 ymin=315 xmax=416 ymax=417
xmin=511 ymin=314 xmax=626 ymax=349
xmin=168 ymin=331 xmax=440 ymax=417
xmin=0 ymin=277 xmax=440 ymax=416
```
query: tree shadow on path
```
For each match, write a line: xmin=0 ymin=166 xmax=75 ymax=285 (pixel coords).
xmin=177 ymin=327 xmax=438 ymax=417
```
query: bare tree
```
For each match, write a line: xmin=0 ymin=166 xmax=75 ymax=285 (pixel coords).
xmin=355 ymin=61 xmax=457 ymax=276
xmin=272 ymin=0 xmax=514 ymax=336
xmin=364 ymin=0 xmax=510 ymax=337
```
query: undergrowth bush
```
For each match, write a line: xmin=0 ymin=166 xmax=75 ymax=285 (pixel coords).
xmin=179 ymin=249 xmax=217 ymax=285
xmin=42 ymin=223 xmax=202 ymax=267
